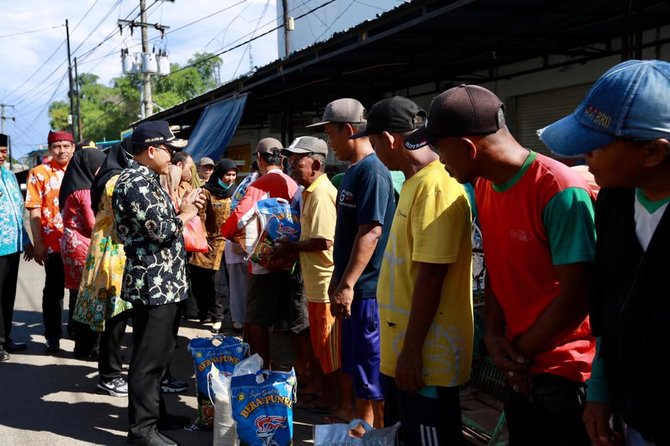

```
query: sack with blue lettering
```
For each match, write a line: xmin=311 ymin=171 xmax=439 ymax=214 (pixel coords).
xmin=187 ymin=335 xmax=249 ymax=430
xmin=240 ymin=197 xmax=301 ymax=271
xmin=231 ymin=368 xmax=297 ymax=446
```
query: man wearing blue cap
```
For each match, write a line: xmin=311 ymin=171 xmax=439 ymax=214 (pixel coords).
xmin=539 ymin=59 xmax=670 ymax=446
xmin=409 ymin=84 xmax=596 ymax=446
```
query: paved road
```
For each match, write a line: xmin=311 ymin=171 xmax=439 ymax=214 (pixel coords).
xmin=0 ymin=257 xmax=321 ymax=445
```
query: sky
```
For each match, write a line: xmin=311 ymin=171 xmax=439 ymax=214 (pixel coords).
xmin=0 ymin=0 xmax=403 ymax=160
xmin=1 ymin=0 xmax=283 ymax=159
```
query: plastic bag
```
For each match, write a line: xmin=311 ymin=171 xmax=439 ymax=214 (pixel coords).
xmin=209 ymin=364 xmax=238 ymax=446
xmin=236 ymin=198 xmax=300 ymax=270
xmin=313 ymin=419 xmax=401 ymax=446
xmin=187 ymin=335 xmax=249 ymax=430
xmin=184 ymin=215 xmax=208 ymax=253
xmin=231 ymin=368 xmax=297 ymax=446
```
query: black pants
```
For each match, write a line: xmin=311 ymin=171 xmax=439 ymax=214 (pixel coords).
xmin=128 ymin=303 xmax=179 ymax=439
xmin=189 ymin=264 xmax=220 ymax=321
xmin=70 ymin=290 xmax=101 ymax=358
xmin=384 ymin=375 xmax=464 ymax=445
xmin=504 ymin=373 xmax=590 ymax=446
xmin=43 ymin=253 xmax=73 ymax=342
xmin=0 ymin=252 xmax=20 ymax=346
xmin=99 ymin=311 xmax=129 ymax=381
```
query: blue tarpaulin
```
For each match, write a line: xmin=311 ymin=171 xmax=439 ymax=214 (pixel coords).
xmin=185 ymin=94 xmax=247 ymax=162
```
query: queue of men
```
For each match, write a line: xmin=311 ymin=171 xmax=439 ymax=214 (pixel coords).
xmin=1 ymin=58 xmax=669 ymax=446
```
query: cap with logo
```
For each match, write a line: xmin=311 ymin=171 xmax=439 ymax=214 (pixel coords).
xmin=76 ymin=139 xmax=97 ymax=151
xmin=282 ymin=136 xmax=328 ymax=156
xmin=254 ymin=137 xmax=283 ymax=156
xmin=538 ymin=59 xmax=670 ymax=156
xmin=199 ymin=156 xmax=215 ymax=167
xmin=350 ymin=96 xmax=426 ymax=141
xmin=130 ymin=120 xmax=187 ymax=153
xmin=306 ymin=98 xmax=366 ymax=128
xmin=404 ymin=84 xmax=505 ymax=150
xmin=48 ymin=130 xmax=75 ymax=145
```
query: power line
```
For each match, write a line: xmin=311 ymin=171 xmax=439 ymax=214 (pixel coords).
xmin=169 ymin=0 xmax=337 ymax=79
xmin=0 ymin=25 xmax=62 ymax=39
xmin=232 ymin=0 xmax=271 ymax=79
xmin=315 ymin=0 xmax=355 ymax=42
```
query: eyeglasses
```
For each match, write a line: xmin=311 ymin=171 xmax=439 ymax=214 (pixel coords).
xmin=155 ymin=144 xmax=174 ymax=159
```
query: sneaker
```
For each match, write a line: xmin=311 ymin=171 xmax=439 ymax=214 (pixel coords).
xmin=97 ymin=377 xmax=128 ymax=397
xmin=161 ymin=375 xmax=188 ymax=393
xmin=211 ymin=321 xmax=222 ymax=333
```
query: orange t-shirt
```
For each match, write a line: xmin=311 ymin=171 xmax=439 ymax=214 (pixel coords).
xmin=25 ymin=160 xmax=68 ymax=254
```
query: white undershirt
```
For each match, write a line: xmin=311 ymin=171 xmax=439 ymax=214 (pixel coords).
xmin=634 ymin=190 xmax=669 ymax=251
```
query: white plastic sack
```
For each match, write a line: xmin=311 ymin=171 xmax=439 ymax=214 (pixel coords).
xmin=208 ymin=364 xmax=238 ymax=446
xmin=313 ymin=419 xmax=400 ymax=446
xmin=233 ymin=353 xmax=264 ymax=377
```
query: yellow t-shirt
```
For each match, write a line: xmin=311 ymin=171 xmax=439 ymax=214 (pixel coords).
xmin=299 ymin=174 xmax=337 ymax=303
xmin=378 ymin=159 xmax=474 ymax=387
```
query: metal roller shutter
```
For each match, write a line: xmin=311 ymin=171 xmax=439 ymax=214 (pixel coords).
xmin=515 ymin=83 xmax=592 ymax=156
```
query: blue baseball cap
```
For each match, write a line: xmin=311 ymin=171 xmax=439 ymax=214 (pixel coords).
xmin=538 ymin=60 xmax=670 ymax=156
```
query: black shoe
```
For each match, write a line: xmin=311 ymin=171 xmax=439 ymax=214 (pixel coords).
xmin=160 ymin=375 xmax=188 ymax=393
xmin=157 ymin=413 xmax=190 ymax=430
xmin=45 ymin=339 xmax=60 ymax=354
xmin=4 ymin=340 xmax=27 ymax=353
xmin=0 ymin=348 xmax=9 ymax=362
xmin=126 ymin=430 xmax=179 ymax=446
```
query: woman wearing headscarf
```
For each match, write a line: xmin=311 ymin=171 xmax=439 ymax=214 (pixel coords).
xmin=59 ymin=147 xmax=106 ymax=358
xmin=189 ymin=158 xmax=238 ymax=332
xmin=74 ymin=141 xmax=133 ymax=396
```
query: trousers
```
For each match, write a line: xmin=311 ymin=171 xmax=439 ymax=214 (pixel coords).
xmin=128 ymin=302 xmax=179 ymax=439
xmin=0 ymin=252 xmax=20 ymax=345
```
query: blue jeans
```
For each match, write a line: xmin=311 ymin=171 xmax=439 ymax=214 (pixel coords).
xmin=504 ymin=373 xmax=590 ymax=446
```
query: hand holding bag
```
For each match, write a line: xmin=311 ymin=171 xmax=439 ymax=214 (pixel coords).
xmin=184 ymin=215 xmax=209 ymax=253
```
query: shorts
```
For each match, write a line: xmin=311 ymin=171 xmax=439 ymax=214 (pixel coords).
xmin=245 ymin=271 xmax=291 ymax=327
xmin=307 ymin=301 xmax=340 ymax=374
xmin=287 ymin=263 xmax=309 ymax=334
xmin=341 ymin=297 xmax=383 ymax=400
xmin=383 ymin=375 xmax=464 ymax=445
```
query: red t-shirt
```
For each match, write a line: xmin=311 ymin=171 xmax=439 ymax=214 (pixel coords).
xmin=476 ymin=152 xmax=595 ymax=382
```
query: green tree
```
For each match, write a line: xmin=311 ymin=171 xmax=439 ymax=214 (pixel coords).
xmin=188 ymin=52 xmax=222 ymax=90
xmin=48 ymin=51 xmax=222 ymax=142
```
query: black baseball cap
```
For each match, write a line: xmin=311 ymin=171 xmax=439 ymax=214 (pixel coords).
xmin=404 ymin=84 xmax=505 ymax=150
xmin=350 ymin=96 xmax=426 ymax=141
xmin=130 ymin=120 xmax=187 ymax=153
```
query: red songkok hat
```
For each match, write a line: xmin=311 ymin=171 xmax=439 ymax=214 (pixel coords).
xmin=48 ymin=130 xmax=74 ymax=145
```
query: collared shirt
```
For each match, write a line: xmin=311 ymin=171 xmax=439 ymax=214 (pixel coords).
xmin=25 ymin=160 xmax=67 ymax=253
xmin=112 ymin=163 xmax=188 ymax=306
xmin=299 ymin=174 xmax=337 ymax=303
xmin=0 ymin=166 xmax=30 ymax=256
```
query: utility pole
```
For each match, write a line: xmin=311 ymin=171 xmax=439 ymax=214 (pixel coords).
xmin=140 ymin=0 xmax=152 ymax=117
xmin=0 ymin=104 xmax=16 ymax=170
xmin=65 ymin=19 xmax=78 ymax=141
xmin=282 ymin=0 xmax=291 ymax=58
xmin=119 ymin=0 xmax=171 ymax=119
xmin=74 ymin=57 xmax=83 ymax=139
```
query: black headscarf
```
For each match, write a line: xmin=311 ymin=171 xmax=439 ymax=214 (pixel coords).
xmin=90 ymin=138 xmax=132 ymax=213
xmin=203 ymin=158 xmax=238 ymax=198
xmin=59 ymin=148 xmax=106 ymax=210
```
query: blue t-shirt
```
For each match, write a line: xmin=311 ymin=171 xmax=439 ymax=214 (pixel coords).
xmin=334 ymin=153 xmax=395 ymax=298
